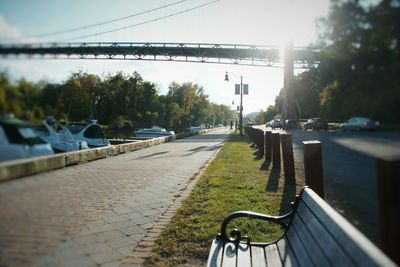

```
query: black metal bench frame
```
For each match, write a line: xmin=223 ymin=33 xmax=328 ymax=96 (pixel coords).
xmin=207 ymin=187 xmax=395 ymax=267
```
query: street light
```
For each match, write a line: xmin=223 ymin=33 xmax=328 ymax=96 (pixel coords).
xmin=224 ymin=71 xmax=248 ymax=135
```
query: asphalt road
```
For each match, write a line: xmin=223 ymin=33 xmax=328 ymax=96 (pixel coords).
xmin=289 ymin=129 xmax=400 ymax=245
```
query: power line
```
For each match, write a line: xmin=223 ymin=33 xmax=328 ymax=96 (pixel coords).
xmin=60 ymin=0 xmax=220 ymax=42
xmin=34 ymin=0 xmax=190 ymax=38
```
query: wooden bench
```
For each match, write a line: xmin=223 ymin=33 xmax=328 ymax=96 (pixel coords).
xmin=207 ymin=187 xmax=395 ymax=267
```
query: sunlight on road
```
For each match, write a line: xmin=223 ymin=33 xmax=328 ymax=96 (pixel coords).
xmin=332 ymin=137 xmax=400 ymax=159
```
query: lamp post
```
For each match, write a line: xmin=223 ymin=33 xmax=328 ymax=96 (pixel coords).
xmin=225 ymin=72 xmax=247 ymax=135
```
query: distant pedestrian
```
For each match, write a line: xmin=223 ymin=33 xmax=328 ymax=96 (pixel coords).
xmin=235 ymin=120 xmax=238 ymax=131
xmin=230 ymin=120 xmax=233 ymax=130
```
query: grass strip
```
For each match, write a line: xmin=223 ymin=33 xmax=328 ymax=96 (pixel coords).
xmin=145 ymin=133 xmax=303 ymax=266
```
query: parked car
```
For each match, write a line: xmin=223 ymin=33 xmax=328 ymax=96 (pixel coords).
xmin=303 ymin=118 xmax=328 ymax=131
xmin=340 ymin=117 xmax=379 ymax=131
xmin=266 ymin=119 xmax=282 ymax=129
xmin=284 ymin=119 xmax=299 ymax=130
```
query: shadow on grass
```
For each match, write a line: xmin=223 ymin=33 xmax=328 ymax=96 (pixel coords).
xmin=254 ymin=153 xmax=264 ymax=161
xmin=265 ymin=167 xmax=280 ymax=193
xmin=264 ymin=164 xmax=297 ymax=215
xmin=259 ymin=160 xmax=271 ymax=171
xmin=280 ymin=183 xmax=296 ymax=215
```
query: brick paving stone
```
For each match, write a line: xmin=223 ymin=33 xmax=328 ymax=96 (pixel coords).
xmin=80 ymin=243 xmax=111 ymax=254
xmin=101 ymin=261 xmax=121 ymax=267
xmin=0 ymin=129 xmax=229 ymax=267
xmin=96 ymin=230 xmax=127 ymax=241
xmin=134 ymin=246 xmax=153 ymax=252
xmin=128 ymin=233 xmax=146 ymax=243
xmin=57 ymin=255 xmax=96 ymax=267
xmin=106 ymin=236 xmax=137 ymax=249
xmin=116 ymin=245 xmax=135 ymax=255
xmin=89 ymin=250 xmax=123 ymax=265
xmin=120 ymin=225 xmax=144 ymax=236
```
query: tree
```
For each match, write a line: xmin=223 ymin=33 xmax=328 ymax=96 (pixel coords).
xmin=59 ymin=79 xmax=91 ymax=122
xmin=264 ymin=0 xmax=400 ymax=122
xmin=254 ymin=110 xmax=266 ymax=124
xmin=316 ymin=0 xmax=400 ymax=121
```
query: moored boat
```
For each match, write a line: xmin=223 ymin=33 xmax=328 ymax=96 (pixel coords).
xmin=133 ymin=126 xmax=175 ymax=138
xmin=0 ymin=115 xmax=54 ymax=162
xmin=35 ymin=117 xmax=88 ymax=152
xmin=66 ymin=120 xmax=110 ymax=148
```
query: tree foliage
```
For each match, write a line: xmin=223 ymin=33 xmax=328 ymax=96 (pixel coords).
xmin=261 ymin=0 xmax=400 ymax=122
xmin=0 ymin=71 xmax=236 ymax=131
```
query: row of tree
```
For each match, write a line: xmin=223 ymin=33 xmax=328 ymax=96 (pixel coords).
xmin=0 ymin=71 xmax=236 ymax=131
xmin=255 ymin=0 xmax=399 ymax=124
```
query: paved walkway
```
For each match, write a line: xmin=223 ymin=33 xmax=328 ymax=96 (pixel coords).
xmin=0 ymin=128 xmax=230 ymax=267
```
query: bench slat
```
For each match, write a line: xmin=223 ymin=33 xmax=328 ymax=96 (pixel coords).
xmin=290 ymin=210 xmax=331 ymax=267
xmin=277 ymin=238 xmax=299 ymax=267
xmin=251 ymin=246 xmax=267 ymax=267
xmin=265 ymin=244 xmax=282 ymax=267
xmin=237 ymin=243 xmax=251 ymax=267
xmin=207 ymin=239 xmax=224 ymax=267
xmin=296 ymin=201 xmax=354 ymax=266
xmin=284 ymin=218 xmax=315 ymax=267
xmin=301 ymin=188 xmax=396 ymax=267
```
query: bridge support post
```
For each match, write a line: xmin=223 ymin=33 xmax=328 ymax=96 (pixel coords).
xmin=282 ymin=42 xmax=294 ymax=124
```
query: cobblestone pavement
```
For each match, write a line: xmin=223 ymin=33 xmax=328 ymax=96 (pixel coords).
xmin=0 ymin=129 xmax=230 ymax=267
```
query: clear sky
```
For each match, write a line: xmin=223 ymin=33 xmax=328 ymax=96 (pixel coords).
xmin=0 ymin=0 xmax=330 ymax=114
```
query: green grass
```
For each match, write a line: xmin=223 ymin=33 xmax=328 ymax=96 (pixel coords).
xmin=144 ymin=133 xmax=304 ymax=266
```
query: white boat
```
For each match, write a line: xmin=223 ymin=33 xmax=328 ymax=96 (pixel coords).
xmin=133 ymin=126 xmax=175 ymax=138
xmin=66 ymin=120 xmax=110 ymax=148
xmin=0 ymin=115 xmax=54 ymax=162
xmin=188 ymin=123 xmax=208 ymax=133
xmin=35 ymin=117 xmax=88 ymax=152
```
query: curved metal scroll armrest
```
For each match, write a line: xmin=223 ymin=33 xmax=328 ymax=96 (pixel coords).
xmin=217 ymin=210 xmax=293 ymax=244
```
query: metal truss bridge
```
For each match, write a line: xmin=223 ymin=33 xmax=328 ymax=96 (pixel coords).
xmin=0 ymin=42 xmax=320 ymax=68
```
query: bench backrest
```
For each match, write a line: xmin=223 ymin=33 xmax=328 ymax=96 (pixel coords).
xmin=284 ymin=187 xmax=395 ymax=266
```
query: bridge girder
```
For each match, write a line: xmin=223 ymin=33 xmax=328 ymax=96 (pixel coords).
xmin=0 ymin=42 xmax=320 ymax=68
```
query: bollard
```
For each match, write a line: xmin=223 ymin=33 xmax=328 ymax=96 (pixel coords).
xmin=258 ymin=129 xmax=264 ymax=156
xmin=254 ymin=128 xmax=259 ymax=149
xmin=265 ymin=131 xmax=272 ymax=161
xmin=272 ymin=132 xmax=280 ymax=168
xmin=377 ymin=156 xmax=400 ymax=264
xmin=303 ymin=140 xmax=324 ymax=198
xmin=280 ymin=133 xmax=295 ymax=184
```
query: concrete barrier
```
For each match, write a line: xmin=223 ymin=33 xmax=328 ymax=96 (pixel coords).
xmin=0 ymin=154 xmax=66 ymax=182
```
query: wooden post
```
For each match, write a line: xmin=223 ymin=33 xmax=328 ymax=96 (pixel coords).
xmin=265 ymin=131 xmax=272 ymax=161
xmin=377 ymin=156 xmax=400 ymax=264
xmin=303 ymin=140 xmax=324 ymax=198
xmin=281 ymin=133 xmax=295 ymax=184
xmin=272 ymin=132 xmax=280 ymax=168
xmin=258 ymin=129 xmax=264 ymax=156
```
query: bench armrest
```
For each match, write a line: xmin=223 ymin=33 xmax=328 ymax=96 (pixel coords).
xmin=217 ymin=210 xmax=293 ymax=244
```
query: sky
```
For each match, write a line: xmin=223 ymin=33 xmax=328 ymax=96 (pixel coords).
xmin=0 ymin=0 xmax=331 ymax=114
